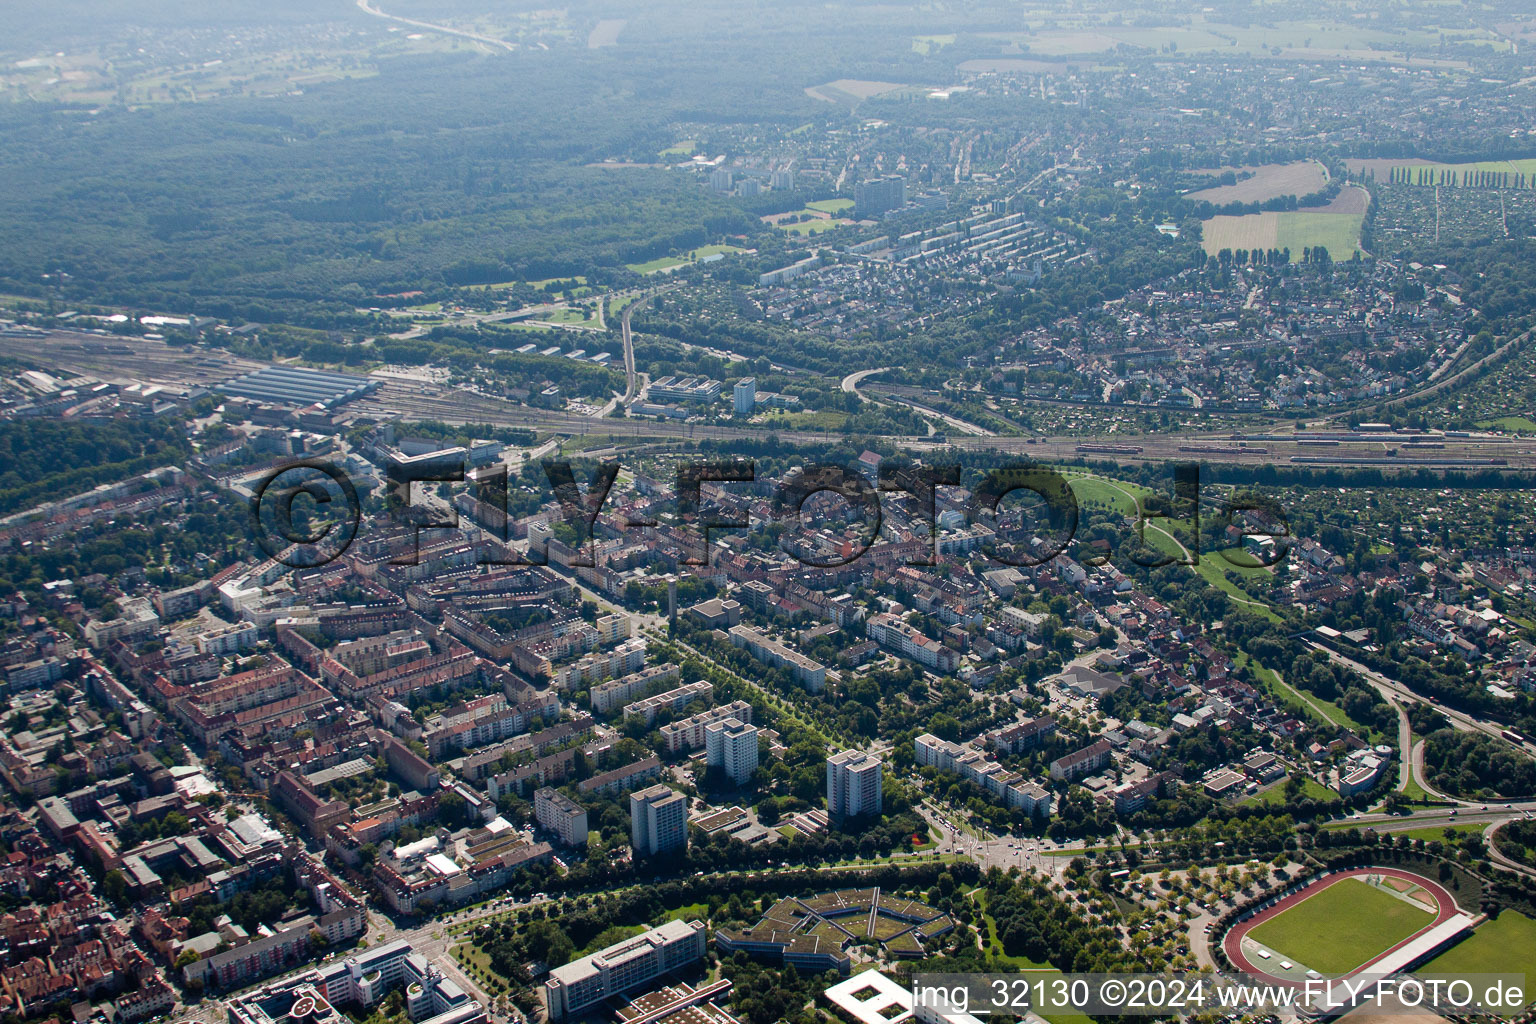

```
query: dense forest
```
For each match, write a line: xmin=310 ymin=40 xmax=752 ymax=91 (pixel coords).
xmin=0 ymin=416 xmax=190 ymax=516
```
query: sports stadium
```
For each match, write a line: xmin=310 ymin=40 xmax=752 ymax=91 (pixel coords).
xmin=1221 ymin=867 xmax=1476 ymax=1015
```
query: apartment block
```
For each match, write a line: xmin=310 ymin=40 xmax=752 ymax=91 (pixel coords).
xmin=591 ymin=664 xmax=681 ymax=714
xmin=728 ymin=625 xmax=826 ymax=692
xmin=621 ymin=681 xmax=713 ymax=726
xmin=704 ymin=719 xmax=759 ymax=785
xmin=658 ymin=700 xmax=753 ymax=754
xmin=533 ymin=787 xmax=589 ymax=848
xmin=826 ymin=750 xmax=882 ymax=819
xmin=629 ymin=784 xmax=688 ymax=857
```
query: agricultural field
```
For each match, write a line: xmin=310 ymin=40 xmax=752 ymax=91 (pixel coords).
xmin=535 ymin=306 xmax=598 ymax=326
xmin=1346 ymin=156 xmax=1536 ymax=180
xmin=587 ymin=18 xmax=625 ymax=48
xmin=1242 ymin=777 xmax=1336 ymax=807
xmin=911 ymin=34 xmax=955 ymax=54
xmin=1202 ymin=186 xmax=1368 ymax=259
xmin=1246 ymin=877 xmax=1433 ymax=975
xmin=1187 ymin=161 xmax=1328 ymax=205
xmin=974 ymin=14 xmax=1501 ymax=63
xmin=1421 ymin=911 xmax=1536 ymax=1006
xmin=957 ymin=58 xmax=1092 ymax=74
xmin=804 ymin=79 xmax=915 ymax=105
xmin=1202 ymin=212 xmax=1283 ymax=253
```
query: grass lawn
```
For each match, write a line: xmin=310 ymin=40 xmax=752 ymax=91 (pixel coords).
xmin=1421 ymin=911 xmax=1536 ymax=1005
xmin=626 ymin=254 xmax=691 ymax=274
xmin=1243 ymin=654 xmax=1371 ymax=736
xmin=1376 ymin=822 xmax=1487 ymax=844
xmin=1320 ymin=822 xmax=1486 ymax=847
xmin=1066 ymin=472 xmax=1282 ymax=621
xmin=779 ymin=218 xmax=848 ymax=235
xmin=1194 ymin=556 xmax=1282 ymax=622
xmin=1477 ymin=415 xmax=1536 ymax=433
xmin=1247 ymin=877 xmax=1433 ymax=975
xmin=1243 ymin=777 xmax=1337 ymax=807
xmin=1399 ymin=771 xmax=1431 ymax=803
xmin=806 ymin=198 xmax=855 ymax=214
xmin=761 ymin=410 xmax=848 ymax=430
xmin=539 ymin=306 xmax=594 ymax=325
xmin=659 ymin=140 xmax=695 ymax=156
xmin=660 ymin=902 xmax=710 ymax=923
xmin=625 ymin=244 xmax=744 ymax=274
xmin=1213 ymin=548 xmax=1274 ymax=579
xmin=452 ymin=940 xmax=492 ymax=975
xmin=1066 ymin=474 xmax=1150 ymax=514
xmin=575 ymin=924 xmax=646 ymax=957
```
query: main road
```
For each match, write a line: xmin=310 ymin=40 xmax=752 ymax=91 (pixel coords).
xmin=355 ymin=0 xmax=517 ymax=52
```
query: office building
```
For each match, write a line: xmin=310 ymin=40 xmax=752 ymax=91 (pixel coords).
xmin=705 ymin=719 xmax=759 ymax=785
xmin=630 ymin=784 xmax=688 ymax=857
xmin=647 ymin=376 xmax=723 ymax=403
xmin=826 ymin=750 xmax=882 ymax=819
xmin=733 ymin=377 xmax=757 ymax=416
xmin=543 ymin=919 xmax=706 ymax=1021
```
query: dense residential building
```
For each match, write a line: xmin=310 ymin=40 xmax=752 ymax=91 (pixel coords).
xmin=658 ymin=700 xmax=753 ymax=754
xmin=854 ymin=174 xmax=906 ymax=218
xmin=630 ymin=784 xmax=688 ymax=857
xmin=533 ymin=787 xmax=589 ymax=848
xmin=733 ymin=377 xmax=756 ymax=415
xmin=826 ymin=749 xmax=882 ymax=819
xmin=578 ymin=755 xmax=663 ymax=796
xmin=591 ymin=663 xmax=682 ymax=714
xmin=621 ymin=681 xmax=713 ymax=726
xmin=866 ymin=613 xmax=959 ymax=673
xmin=1050 ymin=739 xmax=1114 ymax=782
xmin=704 ymin=718 xmax=759 ymax=785
xmin=914 ymin=734 xmax=1051 ymax=817
xmin=728 ymin=625 xmax=827 ymax=691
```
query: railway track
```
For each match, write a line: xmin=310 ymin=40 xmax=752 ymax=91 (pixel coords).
xmin=14 ymin=329 xmax=1536 ymax=472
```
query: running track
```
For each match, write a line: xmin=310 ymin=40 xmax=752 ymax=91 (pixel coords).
xmin=1223 ymin=867 xmax=1462 ymax=984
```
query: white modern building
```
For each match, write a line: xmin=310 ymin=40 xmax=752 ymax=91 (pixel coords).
xmin=544 ymin=919 xmax=707 ymax=1021
xmin=733 ymin=377 xmax=757 ymax=415
xmin=827 ymin=749 xmax=882 ymax=819
xmin=630 ymin=783 xmax=688 ymax=857
xmin=705 ymin=718 xmax=759 ymax=785
xmin=534 ymin=787 xmax=589 ymax=848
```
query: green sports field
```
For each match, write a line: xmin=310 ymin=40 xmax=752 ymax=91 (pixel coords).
xmin=1421 ymin=911 xmax=1536 ymax=1006
xmin=1247 ymin=877 xmax=1434 ymax=976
